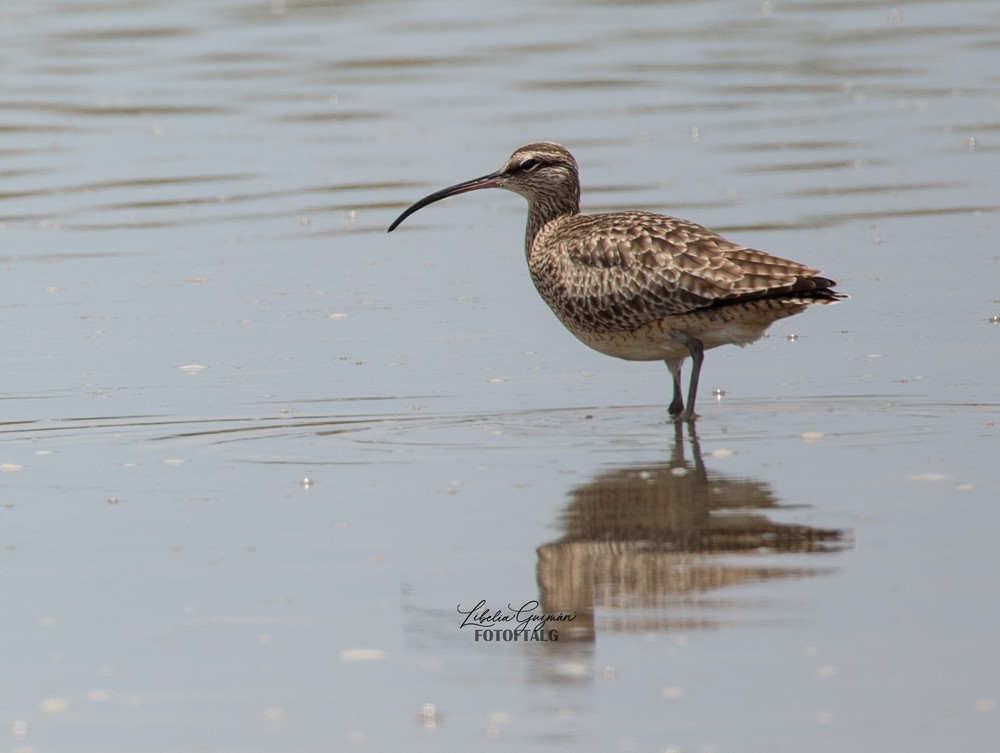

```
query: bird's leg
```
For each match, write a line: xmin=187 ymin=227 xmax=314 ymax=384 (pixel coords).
xmin=664 ymin=359 xmax=685 ymax=416
xmin=668 ymin=331 xmax=704 ymax=421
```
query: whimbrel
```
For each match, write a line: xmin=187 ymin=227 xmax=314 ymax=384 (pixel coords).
xmin=388 ymin=142 xmax=845 ymax=420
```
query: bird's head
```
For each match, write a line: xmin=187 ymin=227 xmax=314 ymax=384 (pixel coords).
xmin=387 ymin=142 xmax=580 ymax=232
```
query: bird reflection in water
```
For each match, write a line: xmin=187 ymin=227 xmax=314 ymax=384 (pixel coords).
xmin=536 ymin=423 xmax=850 ymax=643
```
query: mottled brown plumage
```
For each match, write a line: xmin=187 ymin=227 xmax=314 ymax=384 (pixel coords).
xmin=388 ymin=142 xmax=845 ymax=420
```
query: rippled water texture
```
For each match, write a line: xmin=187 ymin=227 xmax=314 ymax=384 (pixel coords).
xmin=2 ymin=1 xmax=999 ymax=751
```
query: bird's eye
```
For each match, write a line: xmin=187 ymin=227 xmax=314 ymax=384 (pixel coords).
xmin=520 ymin=158 xmax=541 ymax=172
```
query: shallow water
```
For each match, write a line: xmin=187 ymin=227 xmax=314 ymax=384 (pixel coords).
xmin=2 ymin=0 xmax=999 ymax=751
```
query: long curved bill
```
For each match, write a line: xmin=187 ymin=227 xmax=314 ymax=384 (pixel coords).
xmin=387 ymin=172 xmax=504 ymax=232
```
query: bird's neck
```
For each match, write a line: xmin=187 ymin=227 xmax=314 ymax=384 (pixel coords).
xmin=524 ymin=192 xmax=580 ymax=252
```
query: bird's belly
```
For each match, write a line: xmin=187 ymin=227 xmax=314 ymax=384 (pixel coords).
xmin=554 ymin=300 xmax=807 ymax=362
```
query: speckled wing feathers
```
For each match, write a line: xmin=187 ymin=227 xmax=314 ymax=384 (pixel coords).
xmin=528 ymin=211 xmax=834 ymax=333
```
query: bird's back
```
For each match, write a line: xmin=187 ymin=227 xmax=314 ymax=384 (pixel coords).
xmin=526 ymin=210 xmax=842 ymax=338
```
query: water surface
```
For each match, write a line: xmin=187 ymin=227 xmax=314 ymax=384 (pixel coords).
xmin=2 ymin=1 xmax=999 ymax=751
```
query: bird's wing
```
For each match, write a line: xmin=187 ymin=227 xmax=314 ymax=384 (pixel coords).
xmin=535 ymin=212 xmax=829 ymax=331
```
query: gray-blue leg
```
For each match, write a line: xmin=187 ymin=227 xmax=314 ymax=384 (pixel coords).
xmin=665 ymin=359 xmax=685 ymax=416
xmin=667 ymin=332 xmax=705 ymax=421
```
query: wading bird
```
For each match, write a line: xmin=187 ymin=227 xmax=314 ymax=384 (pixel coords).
xmin=388 ymin=142 xmax=845 ymax=420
